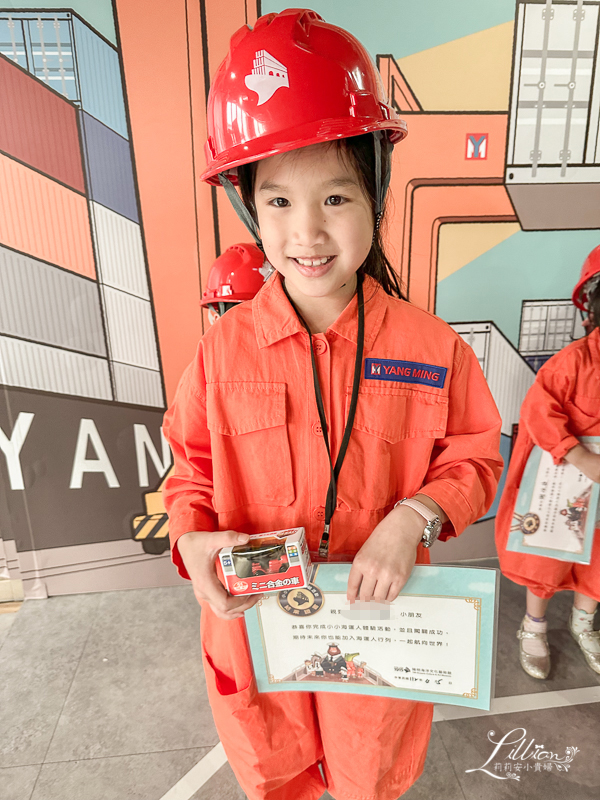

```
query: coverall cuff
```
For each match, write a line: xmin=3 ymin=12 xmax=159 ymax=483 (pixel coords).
xmin=549 ymin=435 xmax=580 ymax=466
xmin=169 ymin=512 xmax=217 ymax=581
xmin=417 ymin=480 xmax=474 ymax=541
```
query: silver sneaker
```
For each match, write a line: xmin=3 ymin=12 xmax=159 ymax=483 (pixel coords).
xmin=516 ymin=618 xmax=550 ymax=679
xmin=569 ymin=627 xmax=600 ymax=674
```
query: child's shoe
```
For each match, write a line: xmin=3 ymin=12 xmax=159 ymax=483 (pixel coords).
xmin=569 ymin=607 xmax=600 ymax=675
xmin=516 ymin=615 xmax=550 ymax=679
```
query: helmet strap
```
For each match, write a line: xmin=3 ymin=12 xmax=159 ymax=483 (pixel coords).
xmin=218 ymin=172 xmax=263 ymax=248
xmin=373 ymin=132 xmax=390 ymax=234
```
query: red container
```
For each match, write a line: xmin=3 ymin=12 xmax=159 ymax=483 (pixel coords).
xmin=0 ymin=54 xmax=84 ymax=192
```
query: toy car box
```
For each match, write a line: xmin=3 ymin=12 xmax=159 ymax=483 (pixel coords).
xmin=218 ymin=527 xmax=311 ymax=596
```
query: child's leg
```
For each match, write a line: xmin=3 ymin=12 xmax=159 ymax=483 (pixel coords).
xmin=314 ymin=692 xmax=433 ymax=800
xmin=517 ymin=589 xmax=552 ymax=679
xmin=200 ymin=608 xmax=326 ymax=800
xmin=570 ymin=593 xmax=600 ymax=672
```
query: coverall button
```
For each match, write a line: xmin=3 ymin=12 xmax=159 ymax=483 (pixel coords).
xmin=314 ymin=507 xmax=326 ymax=521
xmin=313 ymin=338 xmax=328 ymax=355
xmin=312 ymin=422 xmax=323 ymax=435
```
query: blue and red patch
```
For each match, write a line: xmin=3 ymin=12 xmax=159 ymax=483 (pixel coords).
xmin=365 ymin=358 xmax=447 ymax=389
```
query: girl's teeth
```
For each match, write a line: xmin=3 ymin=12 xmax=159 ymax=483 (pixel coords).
xmin=296 ymin=257 xmax=330 ymax=266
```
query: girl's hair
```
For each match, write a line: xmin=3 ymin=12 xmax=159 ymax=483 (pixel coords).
xmin=236 ymin=133 xmax=405 ymax=299
xmin=587 ymin=278 xmax=600 ymax=331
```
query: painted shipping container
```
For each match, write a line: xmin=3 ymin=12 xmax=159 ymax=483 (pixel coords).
xmin=519 ymin=299 xmax=585 ymax=357
xmin=0 ymin=336 xmax=112 ymax=400
xmin=451 ymin=322 xmax=536 ymax=435
xmin=0 ymin=245 xmax=106 ymax=356
xmin=0 ymin=152 xmax=95 ymax=278
xmin=0 ymin=53 xmax=84 ymax=191
xmin=506 ymin=0 xmax=600 ymax=229
xmin=0 ymin=12 xmax=128 ymax=138
xmin=101 ymin=286 xmax=160 ymax=371
xmin=113 ymin=363 xmax=164 ymax=408
xmin=80 ymin=111 xmax=138 ymax=222
xmin=89 ymin=202 xmax=149 ymax=298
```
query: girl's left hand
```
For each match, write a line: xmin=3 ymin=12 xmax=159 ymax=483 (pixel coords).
xmin=346 ymin=504 xmax=429 ymax=603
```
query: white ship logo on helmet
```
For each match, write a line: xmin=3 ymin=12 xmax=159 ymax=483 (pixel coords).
xmin=245 ymin=50 xmax=289 ymax=105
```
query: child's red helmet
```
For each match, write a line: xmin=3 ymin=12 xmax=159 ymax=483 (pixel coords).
xmin=200 ymin=243 xmax=267 ymax=306
xmin=200 ymin=8 xmax=407 ymax=186
xmin=572 ymin=245 xmax=600 ymax=311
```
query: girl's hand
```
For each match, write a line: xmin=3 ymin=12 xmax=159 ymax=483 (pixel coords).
xmin=564 ymin=444 xmax=600 ymax=483
xmin=176 ymin=530 xmax=263 ymax=620
xmin=347 ymin=505 xmax=425 ymax=604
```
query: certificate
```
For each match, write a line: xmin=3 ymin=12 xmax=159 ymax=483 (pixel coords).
xmin=244 ymin=564 xmax=498 ymax=710
xmin=507 ymin=437 xmax=600 ymax=565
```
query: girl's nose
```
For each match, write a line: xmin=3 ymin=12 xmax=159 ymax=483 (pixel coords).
xmin=291 ymin=204 xmax=327 ymax=246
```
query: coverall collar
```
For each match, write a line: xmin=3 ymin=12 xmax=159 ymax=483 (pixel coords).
xmin=254 ymin=271 xmax=386 ymax=351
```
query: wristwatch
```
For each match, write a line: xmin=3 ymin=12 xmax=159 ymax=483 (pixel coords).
xmin=394 ymin=497 xmax=442 ymax=548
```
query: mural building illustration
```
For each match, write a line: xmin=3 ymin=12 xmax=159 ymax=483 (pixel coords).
xmin=0 ymin=0 xmax=598 ymax=597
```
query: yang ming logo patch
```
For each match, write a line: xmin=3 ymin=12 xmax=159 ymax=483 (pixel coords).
xmin=365 ymin=358 xmax=447 ymax=389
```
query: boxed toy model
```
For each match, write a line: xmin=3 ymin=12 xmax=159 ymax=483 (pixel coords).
xmin=219 ymin=527 xmax=311 ymax=596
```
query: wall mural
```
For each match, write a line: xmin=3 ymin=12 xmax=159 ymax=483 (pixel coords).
xmin=0 ymin=0 xmax=598 ymax=596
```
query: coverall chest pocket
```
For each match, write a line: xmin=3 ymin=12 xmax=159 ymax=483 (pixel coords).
xmin=341 ymin=385 xmax=448 ymax=510
xmin=206 ymin=382 xmax=294 ymax=512
xmin=565 ymin=394 xmax=600 ymax=436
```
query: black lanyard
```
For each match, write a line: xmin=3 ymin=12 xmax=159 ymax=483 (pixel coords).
xmin=283 ymin=274 xmax=365 ymax=558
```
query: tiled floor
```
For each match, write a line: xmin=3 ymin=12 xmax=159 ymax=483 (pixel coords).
xmin=1 ymin=563 xmax=599 ymax=800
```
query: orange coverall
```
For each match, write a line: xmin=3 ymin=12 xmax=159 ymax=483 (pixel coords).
xmin=163 ymin=273 xmax=503 ymax=800
xmin=496 ymin=328 xmax=600 ymax=601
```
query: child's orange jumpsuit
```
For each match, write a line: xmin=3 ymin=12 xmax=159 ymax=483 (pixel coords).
xmin=163 ymin=274 xmax=503 ymax=800
xmin=496 ymin=328 xmax=600 ymax=601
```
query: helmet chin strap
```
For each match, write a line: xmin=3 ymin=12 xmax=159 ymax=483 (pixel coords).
xmin=218 ymin=172 xmax=263 ymax=248
xmin=373 ymin=131 xmax=391 ymax=232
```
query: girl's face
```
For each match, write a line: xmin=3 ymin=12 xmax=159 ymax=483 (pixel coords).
xmin=253 ymin=143 xmax=374 ymax=305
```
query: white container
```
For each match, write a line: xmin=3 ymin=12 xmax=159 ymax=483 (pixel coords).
xmin=505 ymin=0 xmax=600 ymax=229
xmin=451 ymin=322 xmax=535 ymax=435
xmin=0 ymin=335 xmax=112 ymax=400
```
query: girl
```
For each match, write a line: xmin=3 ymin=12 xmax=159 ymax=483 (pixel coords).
xmin=495 ymin=245 xmax=600 ymax=680
xmin=163 ymin=10 xmax=503 ymax=800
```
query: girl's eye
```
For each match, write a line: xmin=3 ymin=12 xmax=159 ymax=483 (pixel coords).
xmin=269 ymin=197 xmax=289 ymax=208
xmin=325 ymin=195 xmax=345 ymax=206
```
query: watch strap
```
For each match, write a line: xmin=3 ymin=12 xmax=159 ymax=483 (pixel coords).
xmin=394 ymin=497 xmax=438 ymax=524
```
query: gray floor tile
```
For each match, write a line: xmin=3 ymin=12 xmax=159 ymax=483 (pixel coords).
xmin=0 ymin=594 xmax=101 ymax=768
xmin=0 ymin=764 xmax=41 ymax=800
xmin=493 ymin=574 xmax=600 ymax=696
xmin=190 ymin=760 xmax=247 ymax=799
xmin=30 ymin=747 xmax=208 ymax=800
xmin=0 ymin=612 xmax=18 ymax=651
xmin=436 ymin=703 xmax=600 ymax=799
xmin=401 ymin=724 xmax=466 ymax=800
xmin=45 ymin=586 xmax=218 ymax=762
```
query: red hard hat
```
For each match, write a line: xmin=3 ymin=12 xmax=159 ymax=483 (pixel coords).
xmin=200 ymin=243 xmax=267 ymax=306
xmin=200 ymin=8 xmax=407 ymax=185
xmin=572 ymin=245 xmax=600 ymax=310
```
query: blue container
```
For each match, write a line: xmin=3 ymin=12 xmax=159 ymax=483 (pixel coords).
xmin=80 ymin=110 xmax=138 ymax=223
xmin=72 ymin=16 xmax=127 ymax=139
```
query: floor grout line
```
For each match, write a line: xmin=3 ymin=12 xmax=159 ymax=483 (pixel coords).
xmin=433 ymin=684 xmax=600 ymax=722
xmin=157 ymin=741 xmax=228 ymax=800
xmin=432 ymin=725 xmax=469 ymax=800
xmin=27 ymin=595 xmax=103 ymax=799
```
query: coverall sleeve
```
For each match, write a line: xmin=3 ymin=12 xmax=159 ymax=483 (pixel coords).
xmin=519 ymin=354 xmax=579 ymax=465
xmin=418 ymin=338 xmax=503 ymax=540
xmin=162 ymin=341 xmax=217 ymax=580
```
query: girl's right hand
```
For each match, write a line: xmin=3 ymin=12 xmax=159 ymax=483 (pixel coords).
xmin=176 ymin=530 xmax=263 ymax=620
xmin=564 ymin=444 xmax=600 ymax=483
